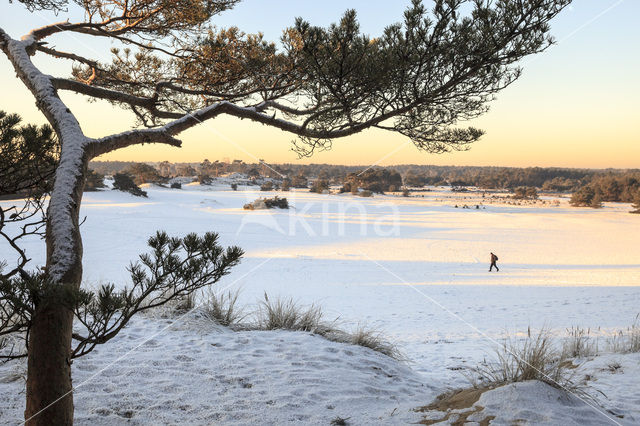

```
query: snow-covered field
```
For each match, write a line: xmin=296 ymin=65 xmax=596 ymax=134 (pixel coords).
xmin=1 ymin=183 xmax=639 ymax=424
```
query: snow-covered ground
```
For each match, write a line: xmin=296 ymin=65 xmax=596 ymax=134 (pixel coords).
xmin=1 ymin=183 xmax=639 ymax=424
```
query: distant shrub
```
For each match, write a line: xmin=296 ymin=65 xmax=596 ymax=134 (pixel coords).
xmin=338 ymin=182 xmax=354 ymax=193
xmin=243 ymin=196 xmax=288 ymax=210
xmin=260 ymin=181 xmax=274 ymax=191
xmin=310 ymin=179 xmax=330 ymax=194
xmin=359 ymin=190 xmax=373 ymax=197
xmin=170 ymin=182 xmax=181 ymax=189
xmin=512 ymin=186 xmax=538 ymax=200
xmin=403 ymin=171 xmax=426 ymax=188
xmin=343 ymin=168 xmax=401 ymax=194
xmin=112 ymin=173 xmax=147 ymax=197
xmin=231 ymin=183 xmax=238 ymax=191
xmin=125 ymin=162 xmax=165 ymax=185
xmin=402 ymin=189 xmax=410 ymax=197
xmin=281 ymin=179 xmax=290 ymax=191
xmin=198 ymin=174 xmax=212 ymax=185
xmin=570 ymin=186 xmax=602 ymax=208
xmin=631 ymin=190 xmax=640 ymax=214
xmin=84 ymin=169 xmax=105 ymax=191
xmin=290 ymin=174 xmax=308 ymax=188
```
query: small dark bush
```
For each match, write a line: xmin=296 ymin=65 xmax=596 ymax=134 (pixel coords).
xmin=170 ymin=182 xmax=181 ymax=189
xmin=264 ymin=196 xmax=288 ymax=209
xmin=198 ymin=174 xmax=212 ymax=185
xmin=451 ymin=186 xmax=468 ymax=192
xmin=290 ymin=174 xmax=308 ymax=188
xmin=310 ymin=179 xmax=330 ymax=194
xmin=570 ymin=186 xmax=602 ymax=208
xmin=243 ymin=196 xmax=288 ymax=210
xmin=359 ymin=190 xmax=373 ymax=197
xmin=84 ymin=169 xmax=106 ymax=191
xmin=513 ymin=186 xmax=538 ymax=200
xmin=125 ymin=163 xmax=165 ymax=185
xmin=231 ymin=183 xmax=238 ymax=191
xmin=260 ymin=181 xmax=274 ymax=191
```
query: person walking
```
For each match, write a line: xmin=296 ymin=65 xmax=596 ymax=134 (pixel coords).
xmin=489 ymin=252 xmax=499 ymax=272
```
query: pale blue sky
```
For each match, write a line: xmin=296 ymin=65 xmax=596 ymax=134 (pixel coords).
xmin=1 ymin=1 xmax=638 ymax=167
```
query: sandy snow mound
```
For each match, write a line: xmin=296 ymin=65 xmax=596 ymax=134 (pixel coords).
xmin=419 ymin=375 xmax=636 ymax=426
xmin=475 ymin=381 xmax=613 ymax=425
xmin=0 ymin=315 xmax=436 ymax=425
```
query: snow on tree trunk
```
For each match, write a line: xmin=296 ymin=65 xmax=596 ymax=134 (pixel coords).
xmin=1 ymin=30 xmax=89 ymax=425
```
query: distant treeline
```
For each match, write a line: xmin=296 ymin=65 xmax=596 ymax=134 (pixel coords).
xmin=89 ymin=161 xmax=640 ymax=206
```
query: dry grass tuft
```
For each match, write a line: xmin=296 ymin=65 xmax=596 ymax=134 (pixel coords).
xmin=608 ymin=315 xmax=640 ymax=354
xmin=467 ymin=328 xmax=572 ymax=390
xmin=254 ymin=294 xmax=402 ymax=359
xmin=347 ymin=325 xmax=403 ymax=360
xmin=562 ymin=326 xmax=598 ymax=359
xmin=256 ymin=293 xmax=328 ymax=333
xmin=203 ymin=289 xmax=246 ymax=326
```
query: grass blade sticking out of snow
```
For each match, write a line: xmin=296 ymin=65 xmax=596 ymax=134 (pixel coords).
xmin=203 ymin=288 xmax=246 ymax=327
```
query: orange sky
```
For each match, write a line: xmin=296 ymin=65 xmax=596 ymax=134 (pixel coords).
xmin=1 ymin=1 xmax=638 ymax=168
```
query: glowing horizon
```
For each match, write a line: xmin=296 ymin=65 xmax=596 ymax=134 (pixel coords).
xmin=1 ymin=0 xmax=638 ymax=169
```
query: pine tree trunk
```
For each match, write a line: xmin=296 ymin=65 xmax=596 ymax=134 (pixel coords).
xmin=24 ymin=159 xmax=86 ymax=425
xmin=24 ymin=302 xmax=76 ymax=425
xmin=1 ymin=28 xmax=90 ymax=425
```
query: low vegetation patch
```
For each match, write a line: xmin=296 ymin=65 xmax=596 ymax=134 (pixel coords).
xmin=257 ymin=293 xmax=329 ymax=333
xmin=608 ymin=316 xmax=640 ymax=353
xmin=155 ymin=290 xmax=403 ymax=359
xmin=309 ymin=179 xmax=330 ymax=194
xmin=260 ymin=181 xmax=274 ymax=191
xmin=345 ymin=325 xmax=402 ymax=360
xmin=466 ymin=328 xmax=573 ymax=390
xmin=562 ymin=327 xmax=598 ymax=359
xmin=512 ymin=186 xmax=538 ymax=200
xmin=203 ymin=289 xmax=246 ymax=327
xmin=243 ymin=196 xmax=289 ymax=210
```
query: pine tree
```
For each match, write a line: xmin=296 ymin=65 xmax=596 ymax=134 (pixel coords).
xmin=0 ymin=1 xmax=573 ymax=422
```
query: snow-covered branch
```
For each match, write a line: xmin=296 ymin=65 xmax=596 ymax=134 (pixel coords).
xmin=87 ymin=128 xmax=182 ymax=158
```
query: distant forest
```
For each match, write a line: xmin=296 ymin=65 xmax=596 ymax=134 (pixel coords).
xmin=90 ymin=161 xmax=640 ymax=206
